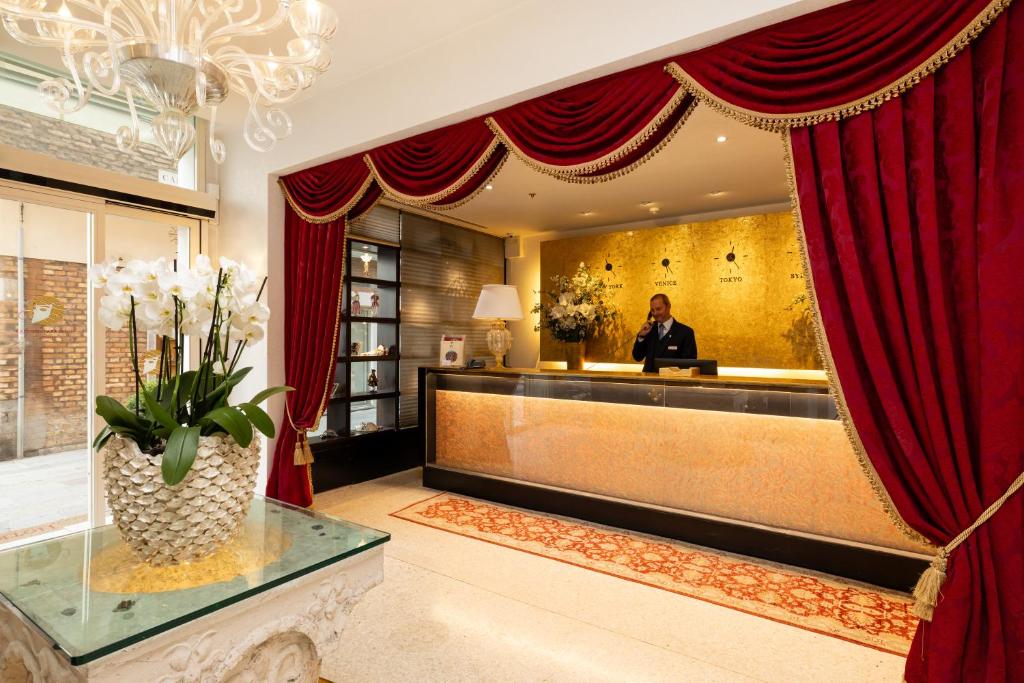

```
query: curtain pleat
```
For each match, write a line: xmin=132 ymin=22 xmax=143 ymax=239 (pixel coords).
xmin=366 ymin=117 xmax=500 ymax=204
xmin=670 ymin=0 xmax=1007 ymax=124
xmin=791 ymin=5 xmax=1023 ymax=679
xmin=489 ymin=62 xmax=686 ymax=175
xmin=266 ymin=209 xmax=348 ymax=507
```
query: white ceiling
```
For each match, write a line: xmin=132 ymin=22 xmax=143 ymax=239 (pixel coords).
xmin=437 ymin=104 xmax=790 ymax=236
xmin=0 ymin=0 xmax=530 ymax=118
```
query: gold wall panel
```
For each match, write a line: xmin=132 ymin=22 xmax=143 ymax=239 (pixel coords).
xmin=539 ymin=212 xmax=821 ymax=369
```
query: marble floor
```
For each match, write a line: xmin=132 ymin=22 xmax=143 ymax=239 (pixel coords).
xmin=315 ymin=468 xmax=908 ymax=683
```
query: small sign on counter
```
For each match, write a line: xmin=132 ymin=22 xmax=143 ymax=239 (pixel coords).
xmin=440 ymin=335 xmax=466 ymax=367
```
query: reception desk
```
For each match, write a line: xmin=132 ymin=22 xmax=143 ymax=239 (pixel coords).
xmin=420 ymin=367 xmax=931 ymax=589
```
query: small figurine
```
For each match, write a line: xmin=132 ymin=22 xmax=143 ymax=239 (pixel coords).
xmin=351 ymin=292 xmax=361 ymax=316
xmin=367 ymin=368 xmax=379 ymax=393
xmin=369 ymin=292 xmax=380 ymax=317
xmin=351 ymin=341 xmax=362 ymax=356
xmin=375 ymin=344 xmax=386 ymax=356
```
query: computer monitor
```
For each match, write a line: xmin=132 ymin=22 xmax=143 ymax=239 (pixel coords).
xmin=654 ymin=358 xmax=718 ymax=375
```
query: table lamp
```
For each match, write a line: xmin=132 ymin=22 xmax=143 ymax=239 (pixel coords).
xmin=472 ymin=285 xmax=523 ymax=369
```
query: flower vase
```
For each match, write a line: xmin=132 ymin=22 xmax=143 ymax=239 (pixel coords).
xmin=564 ymin=340 xmax=586 ymax=371
xmin=102 ymin=434 xmax=260 ymax=566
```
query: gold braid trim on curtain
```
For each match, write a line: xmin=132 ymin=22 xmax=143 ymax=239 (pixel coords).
xmin=430 ymin=151 xmax=510 ymax=211
xmin=564 ymin=98 xmax=698 ymax=185
xmin=277 ymin=174 xmax=375 ymax=224
xmin=282 ymin=224 xmax=350 ymax=478
xmin=666 ymin=0 xmax=1013 ymax=131
xmin=485 ymin=86 xmax=691 ymax=180
xmin=781 ymin=131 xmax=934 ymax=549
xmin=364 ymin=137 xmax=503 ymax=206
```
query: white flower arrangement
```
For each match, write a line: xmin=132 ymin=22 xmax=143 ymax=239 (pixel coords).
xmin=92 ymin=255 xmax=289 ymax=485
xmin=531 ymin=262 xmax=617 ymax=343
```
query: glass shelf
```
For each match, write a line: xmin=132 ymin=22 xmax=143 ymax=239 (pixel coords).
xmin=350 ymin=397 xmax=396 ymax=433
xmin=349 ymin=241 xmax=398 ymax=281
xmin=345 ymin=281 xmax=397 ymax=319
xmin=0 ymin=496 xmax=389 ymax=665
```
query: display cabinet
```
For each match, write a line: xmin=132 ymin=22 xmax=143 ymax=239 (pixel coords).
xmin=319 ymin=238 xmax=401 ymax=441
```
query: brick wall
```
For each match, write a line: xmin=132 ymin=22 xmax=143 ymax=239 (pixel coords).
xmin=0 ymin=256 xmax=88 ymax=459
xmin=0 ymin=255 xmax=144 ymax=460
xmin=0 ymin=104 xmax=175 ymax=181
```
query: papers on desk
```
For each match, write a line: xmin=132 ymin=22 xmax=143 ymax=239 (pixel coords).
xmin=659 ymin=366 xmax=700 ymax=377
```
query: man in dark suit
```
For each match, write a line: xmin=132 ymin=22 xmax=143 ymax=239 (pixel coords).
xmin=631 ymin=293 xmax=697 ymax=373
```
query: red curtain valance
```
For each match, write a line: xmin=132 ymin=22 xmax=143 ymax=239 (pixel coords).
xmin=366 ymin=116 xmax=505 ymax=208
xmin=279 ymin=0 xmax=1010 ymax=217
xmin=488 ymin=63 xmax=695 ymax=182
xmin=278 ymin=154 xmax=375 ymax=223
xmin=667 ymin=0 xmax=1010 ymax=128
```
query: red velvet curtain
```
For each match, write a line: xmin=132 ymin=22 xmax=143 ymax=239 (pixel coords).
xmin=489 ymin=62 xmax=693 ymax=179
xmin=366 ymin=116 xmax=505 ymax=206
xmin=279 ymin=154 xmax=374 ymax=221
xmin=791 ymin=4 xmax=1023 ymax=679
xmin=669 ymin=0 xmax=1007 ymax=121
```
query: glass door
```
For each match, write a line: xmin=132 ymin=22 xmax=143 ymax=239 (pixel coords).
xmin=0 ymin=188 xmax=204 ymax=547
xmin=0 ymin=196 xmax=94 ymax=546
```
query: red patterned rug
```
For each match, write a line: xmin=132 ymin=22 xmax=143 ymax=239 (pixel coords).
xmin=391 ymin=494 xmax=916 ymax=655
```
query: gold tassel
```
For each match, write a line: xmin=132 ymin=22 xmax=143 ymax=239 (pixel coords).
xmin=911 ymin=551 xmax=948 ymax=621
xmin=293 ymin=432 xmax=315 ymax=466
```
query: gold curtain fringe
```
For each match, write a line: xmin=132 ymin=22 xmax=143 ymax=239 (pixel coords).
xmin=781 ymin=131 xmax=934 ymax=549
xmin=485 ymin=86 xmax=691 ymax=179
xmin=277 ymin=174 xmax=375 ymax=225
xmin=430 ymin=151 xmax=510 ymax=211
xmin=556 ymin=98 xmax=698 ymax=185
xmin=365 ymin=137 xmax=503 ymax=206
xmin=666 ymin=0 xmax=1012 ymax=131
xmin=312 ymin=232 xmax=348 ymax=427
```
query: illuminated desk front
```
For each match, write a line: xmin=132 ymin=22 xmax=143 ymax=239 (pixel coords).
xmin=421 ymin=368 xmax=930 ymax=589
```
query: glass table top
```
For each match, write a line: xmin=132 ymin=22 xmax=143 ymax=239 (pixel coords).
xmin=0 ymin=495 xmax=389 ymax=665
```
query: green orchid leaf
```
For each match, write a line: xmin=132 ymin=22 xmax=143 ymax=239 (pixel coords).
xmin=161 ymin=425 xmax=201 ymax=486
xmin=92 ymin=425 xmax=113 ymax=450
xmin=143 ymin=389 xmax=179 ymax=432
xmin=96 ymin=395 xmax=143 ymax=428
xmin=247 ymin=385 xmax=294 ymax=406
xmin=202 ymin=406 xmax=254 ymax=447
xmin=238 ymin=402 xmax=275 ymax=438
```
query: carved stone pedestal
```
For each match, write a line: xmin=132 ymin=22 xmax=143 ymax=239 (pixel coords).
xmin=0 ymin=546 xmax=383 ymax=683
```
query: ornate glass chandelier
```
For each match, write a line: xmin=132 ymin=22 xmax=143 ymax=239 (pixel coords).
xmin=0 ymin=0 xmax=337 ymax=163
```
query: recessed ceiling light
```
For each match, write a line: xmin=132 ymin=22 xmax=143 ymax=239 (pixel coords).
xmin=580 ymin=210 xmax=594 ymax=216
xmin=708 ymin=190 xmax=727 ymax=198
xmin=648 ymin=206 xmax=660 ymax=214
xmin=627 ymin=231 xmax=634 ymax=236
xmin=485 ymin=184 xmax=494 ymax=190
xmin=716 ymin=135 xmax=727 ymax=143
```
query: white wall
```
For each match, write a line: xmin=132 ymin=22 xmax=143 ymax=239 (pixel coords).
xmin=214 ymin=0 xmax=843 ymax=483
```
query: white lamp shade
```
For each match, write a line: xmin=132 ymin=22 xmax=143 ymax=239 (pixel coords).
xmin=472 ymin=284 xmax=523 ymax=320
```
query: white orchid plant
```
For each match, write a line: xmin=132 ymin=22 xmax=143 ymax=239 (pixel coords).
xmin=92 ymin=255 xmax=291 ymax=486
xmin=531 ymin=262 xmax=617 ymax=343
